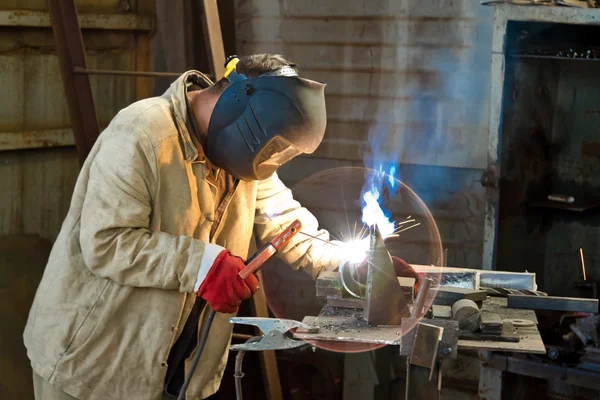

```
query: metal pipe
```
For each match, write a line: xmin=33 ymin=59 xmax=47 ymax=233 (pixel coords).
xmin=411 ymin=278 xmax=433 ymax=318
xmin=234 ymin=336 xmax=262 ymax=400
xmin=232 ymin=333 xmax=253 ymax=341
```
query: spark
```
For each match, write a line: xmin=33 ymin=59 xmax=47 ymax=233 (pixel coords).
xmin=395 ymin=222 xmax=421 ymax=234
xmin=395 ymin=219 xmax=416 ymax=228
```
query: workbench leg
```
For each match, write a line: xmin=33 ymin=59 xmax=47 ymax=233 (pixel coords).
xmin=343 ymin=352 xmax=378 ymax=400
xmin=479 ymin=367 xmax=502 ymax=400
xmin=479 ymin=351 xmax=502 ymax=400
xmin=405 ymin=360 xmax=441 ymax=400
xmin=250 ymin=274 xmax=283 ymax=400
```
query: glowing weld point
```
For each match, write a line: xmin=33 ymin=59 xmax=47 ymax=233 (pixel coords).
xmin=341 ymin=238 xmax=370 ymax=265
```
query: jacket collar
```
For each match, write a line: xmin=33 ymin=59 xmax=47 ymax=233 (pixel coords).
xmin=164 ymin=70 xmax=213 ymax=163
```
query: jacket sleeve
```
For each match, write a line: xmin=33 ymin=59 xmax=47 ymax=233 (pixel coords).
xmin=79 ymin=124 xmax=223 ymax=292
xmin=254 ymin=172 xmax=346 ymax=279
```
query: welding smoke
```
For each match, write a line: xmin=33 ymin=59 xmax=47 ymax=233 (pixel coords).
xmin=359 ymin=2 xmax=493 ymax=238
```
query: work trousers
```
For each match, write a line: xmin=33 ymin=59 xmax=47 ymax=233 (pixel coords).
xmin=33 ymin=372 xmax=174 ymax=400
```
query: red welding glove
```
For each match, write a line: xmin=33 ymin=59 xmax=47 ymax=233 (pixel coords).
xmin=355 ymin=256 xmax=419 ymax=285
xmin=392 ymin=257 xmax=420 ymax=283
xmin=196 ymin=250 xmax=259 ymax=314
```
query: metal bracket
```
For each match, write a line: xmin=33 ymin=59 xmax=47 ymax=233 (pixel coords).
xmin=229 ymin=317 xmax=317 ymax=351
xmin=363 ymin=225 xmax=410 ymax=326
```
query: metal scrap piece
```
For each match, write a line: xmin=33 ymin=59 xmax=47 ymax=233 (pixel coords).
xmin=316 ymin=271 xmax=343 ymax=299
xmin=400 ymin=318 xmax=459 ymax=359
xmin=452 ymin=299 xmax=481 ymax=332
xmin=434 ymin=287 xmax=487 ymax=306
xmin=507 ymin=295 xmax=598 ymax=313
xmin=296 ymin=311 xmax=404 ymax=345
xmin=363 ymin=225 xmax=409 ymax=326
xmin=410 ymin=323 xmax=443 ymax=373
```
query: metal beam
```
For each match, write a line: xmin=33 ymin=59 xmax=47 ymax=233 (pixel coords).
xmin=0 ymin=129 xmax=75 ymax=151
xmin=201 ymin=0 xmax=226 ymax=80
xmin=0 ymin=10 xmax=154 ymax=30
xmin=507 ymin=294 xmax=598 ymax=313
xmin=49 ymin=0 xmax=100 ymax=165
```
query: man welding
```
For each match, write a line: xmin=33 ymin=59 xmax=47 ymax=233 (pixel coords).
xmin=24 ymin=54 xmax=418 ymax=400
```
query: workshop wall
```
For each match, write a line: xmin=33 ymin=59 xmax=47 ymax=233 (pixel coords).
xmin=0 ymin=1 xmax=155 ymax=398
xmin=235 ymin=2 xmax=492 ymax=399
xmin=0 ymin=0 xmax=155 ymax=241
xmin=235 ymin=0 xmax=494 ymax=270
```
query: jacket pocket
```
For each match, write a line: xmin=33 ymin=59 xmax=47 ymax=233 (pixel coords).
xmin=61 ymin=279 xmax=111 ymax=357
xmin=61 ymin=213 xmax=111 ymax=357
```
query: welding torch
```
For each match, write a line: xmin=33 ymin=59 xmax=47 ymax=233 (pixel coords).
xmin=177 ymin=219 xmax=302 ymax=400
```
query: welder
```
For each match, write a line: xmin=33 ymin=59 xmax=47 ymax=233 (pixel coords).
xmin=23 ymin=54 xmax=418 ymax=400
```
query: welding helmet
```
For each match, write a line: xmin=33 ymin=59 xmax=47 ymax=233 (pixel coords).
xmin=206 ymin=56 xmax=327 ymax=181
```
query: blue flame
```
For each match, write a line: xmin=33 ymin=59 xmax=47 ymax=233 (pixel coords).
xmin=360 ymin=162 xmax=398 ymax=238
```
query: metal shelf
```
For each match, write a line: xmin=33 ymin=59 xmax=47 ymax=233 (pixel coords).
xmin=508 ymin=54 xmax=600 ymax=61
xmin=530 ymin=200 xmax=600 ymax=212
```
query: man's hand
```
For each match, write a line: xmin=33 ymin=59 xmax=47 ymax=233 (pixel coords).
xmin=196 ymin=251 xmax=259 ymax=313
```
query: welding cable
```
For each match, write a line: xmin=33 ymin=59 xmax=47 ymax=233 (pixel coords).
xmin=176 ymin=309 xmax=216 ymax=400
xmin=233 ymin=336 xmax=262 ymax=400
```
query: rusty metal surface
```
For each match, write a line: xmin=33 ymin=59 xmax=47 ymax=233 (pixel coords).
xmin=0 ymin=1 xmax=149 ymax=240
xmin=0 ymin=148 xmax=80 ymax=241
xmin=0 ymin=128 xmax=75 ymax=151
xmin=297 ymin=307 xmax=404 ymax=345
xmin=0 ymin=9 xmax=154 ymax=30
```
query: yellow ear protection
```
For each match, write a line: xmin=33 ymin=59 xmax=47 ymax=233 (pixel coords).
xmin=223 ymin=55 xmax=247 ymax=83
xmin=223 ymin=55 xmax=299 ymax=83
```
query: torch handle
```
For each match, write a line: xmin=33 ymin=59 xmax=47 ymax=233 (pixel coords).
xmin=238 ymin=219 xmax=302 ymax=279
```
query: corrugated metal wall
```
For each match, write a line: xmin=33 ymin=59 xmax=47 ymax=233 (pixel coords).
xmin=0 ymin=0 xmax=155 ymax=241
xmin=235 ymin=0 xmax=494 ymax=269
xmin=0 ymin=2 xmax=154 ymax=397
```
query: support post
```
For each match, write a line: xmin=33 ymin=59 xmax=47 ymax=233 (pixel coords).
xmin=201 ymin=0 xmax=226 ymax=80
xmin=48 ymin=0 xmax=99 ymax=164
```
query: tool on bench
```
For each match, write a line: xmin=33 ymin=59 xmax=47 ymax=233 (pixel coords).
xmin=229 ymin=317 xmax=318 ymax=400
xmin=177 ymin=219 xmax=302 ymax=400
xmin=229 ymin=317 xmax=317 ymax=351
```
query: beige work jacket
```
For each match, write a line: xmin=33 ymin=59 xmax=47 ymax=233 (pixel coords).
xmin=23 ymin=71 xmax=341 ymax=400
